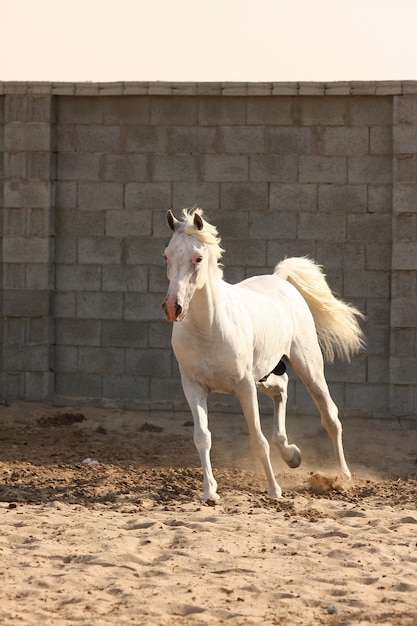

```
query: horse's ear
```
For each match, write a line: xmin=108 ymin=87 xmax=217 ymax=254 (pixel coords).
xmin=166 ymin=210 xmax=179 ymax=231
xmin=193 ymin=212 xmax=204 ymax=231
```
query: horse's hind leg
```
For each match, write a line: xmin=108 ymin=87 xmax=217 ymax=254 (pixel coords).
xmin=288 ymin=345 xmax=351 ymax=478
xmin=257 ymin=372 xmax=301 ymax=469
xmin=237 ymin=378 xmax=282 ymax=499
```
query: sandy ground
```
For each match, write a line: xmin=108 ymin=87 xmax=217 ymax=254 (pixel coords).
xmin=0 ymin=401 xmax=416 ymax=625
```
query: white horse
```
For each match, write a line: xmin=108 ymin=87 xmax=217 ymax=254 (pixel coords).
xmin=162 ymin=208 xmax=365 ymax=501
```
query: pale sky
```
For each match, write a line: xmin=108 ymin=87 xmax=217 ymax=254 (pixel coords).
xmin=1 ymin=0 xmax=416 ymax=83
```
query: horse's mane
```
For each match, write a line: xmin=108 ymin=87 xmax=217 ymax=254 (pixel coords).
xmin=180 ymin=208 xmax=224 ymax=264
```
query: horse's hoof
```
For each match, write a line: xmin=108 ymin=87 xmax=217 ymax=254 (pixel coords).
xmin=286 ymin=446 xmax=302 ymax=469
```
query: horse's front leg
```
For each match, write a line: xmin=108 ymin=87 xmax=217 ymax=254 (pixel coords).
xmin=257 ymin=372 xmax=302 ymax=469
xmin=180 ymin=375 xmax=219 ymax=502
xmin=236 ymin=378 xmax=282 ymax=499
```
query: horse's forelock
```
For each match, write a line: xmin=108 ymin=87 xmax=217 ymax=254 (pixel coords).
xmin=180 ymin=208 xmax=224 ymax=261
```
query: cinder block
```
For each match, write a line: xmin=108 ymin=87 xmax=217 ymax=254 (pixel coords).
xmin=270 ymin=183 xmax=317 ymax=212
xmin=298 ymin=156 xmax=347 ymax=184
xmin=316 ymin=241 xmax=365 ymax=270
xmin=55 ymin=373 xmax=102 ymax=398
xmin=395 ymin=212 xmax=417 ymax=242
xmin=393 ymin=94 xmax=417 ymax=125
xmin=103 ymin=96 xmax=150 ymax=124
xmin=125 ymin=348 xmax=172 ymax=376
xmin=167 ymin=126 xmax=219 ymax=153
xmin=344 ymin=270 xmax=390 ymax=298
xmin=103 ymin=375 xmax=150 ymax=400
xmin=347 ymin=214 xmax=392 ymax=242
xmin=149 ymin=321 xmax=172 ymax=348
xmin=222 ymin=239 xmax=267 ymax=267
xmin=349 ymin=97 xmax=392 ymax=126
xmin=76 ymin=125 xmax=121 ymax=152
xmin=56 ymin=264 xmax=101 ymax=291
xmin=3 ymin=263 xmax=25 ymax=289
xmin=3 ymin=318 xmax=26 ymax=343
xmin=4 ymin=180 xmax=52 ymax=208
xmin=391 ymin=271 xmax=417 ymax=297
xmin=55 ymin=319 xmax=101 ymax=346
xmin=76 ymin=292 xmax=123 ymax=319
xmin=3 ymin=344 xmax=50 ymax=370
xmin=368 ymin=184 xmax=392 ymax=213
xmin=390 ymin=328 xmax=417 ymax=354
xmin=54 ymin=292 xmax=76 ymax=318
xmin=318 ymin=127 xmax=369 ymax=155
xmin=5 ymin=122 xmax=51 ymax=151
xmin=105 ymin=209 xmax=152 ymax=237
xmin=390 ymin=356 xmax=417 ymax=384
xmin=57 ymin=209 xmax=105 ymax=237
xmin=102 ymin=265 xmax=148 ymax=292
xmin=55 ymin=182 xmax=77 ymax=209
xmin=249 ymin=210 xmax=297 ymax=240
xmin=266 ymin=127 xmax=312 ymax=154
xmin=152 ymin=154 xmax=199 ymax=181
xmin=392 ymin=242 xmax=417 ymax=270
xmin=78 ymin=182 xmax=123 ymax=209
xmin=57 ymin=153 xmax=100 ymax=181
xmin=201 ymin=210 xmax=249 ymax=240
xmin=3 ymin=290 xmax=50 ymax=316
xmin=58 ymin=96 xmax=103 ymax=124
xmin=78 ymin=238 xmax=122 ymax=264
xmin=55 ymin=237 xmax=77 ymax=263
xmin=345 ymin=383 xmax=389 ymax=412
xmin=295 ymin=97 xmax=348 ymax=126
xmin=149 ymin=265 xmax=169 ymax=293
xmin=365 ymin=243 xmax=392 ymax=270
xmin=24 ymin=371 xmax=53 ymax=401
xmin=101 ymin=320 xmax=149 ymax=348
xmin=25 ymin=263 xmax=53 ymax=289
xmin=389 ymin=384 xmax=414 ymax=417
xmin=297 ymin=212 xmax=346 ymax=241
xmin=124 ymin=293 xmax=165 ymax=321
xmin=123 ymin=125 xmax=166 ymax=153
xmin=101 ymin=154 xmax=149 ymax=182
xmin=348 ymin=155 xmax=392 ymax=184
xmin=126 ymin=237 xmax=167 ymax=265
xmin=150 ymin=96 xmax=197 ymax=124
xmin=199 ymin=97 xmax=246 ymax=125
xmin=393 ymin=126 xmax=417 ymax=155
xmin=393 ymin=183 xmax=417 ymax=213
xmin=367 ymin=356 xmax=390 ymax=384
xmin=220 ymin=182 xmax=268 ymax=210
xmin=126 ymin=182 xmax=171 ymax=210
xmin=318 ymin=184 xmax=367 ymax=213
xmin=150 ymin=376 xmax=185 ymax=403
xmin=250 ymin=155 xmax=297 ymax=182
xmin=221 ymin=126 xmax=265 ymax=153
xmin=171 ymin=182 xmax=219 ymax=212
xmin=79 ymin=347 xmax=125 ymax=375
xmin=246 ymin=97 xmax=292 ymax=125
xmin=54 ymin=346 xmax=78 ymax=372
xmin=370 ymin=126 xmax=392 ymax=155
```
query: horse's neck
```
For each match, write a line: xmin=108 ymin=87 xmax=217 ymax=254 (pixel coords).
xmin=188 ymin=275 xmax=227 ymax=331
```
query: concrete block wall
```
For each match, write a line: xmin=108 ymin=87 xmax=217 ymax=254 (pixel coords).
xmin=1 ymin=81 xmax=417 ymax=419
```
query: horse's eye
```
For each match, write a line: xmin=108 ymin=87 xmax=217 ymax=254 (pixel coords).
xmin=195 ymin=256 xmax=203 ymax=264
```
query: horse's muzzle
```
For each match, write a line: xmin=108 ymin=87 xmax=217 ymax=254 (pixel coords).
xmin=162 ymin=299 xmax=183 ymax=322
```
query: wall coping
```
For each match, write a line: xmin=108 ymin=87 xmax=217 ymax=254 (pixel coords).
xmin=1 ymin=80 xmax=417 ymax=97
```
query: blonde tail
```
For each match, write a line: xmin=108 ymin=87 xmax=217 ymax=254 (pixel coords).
xmin=275 ymin=257 xmax=365 ymax=362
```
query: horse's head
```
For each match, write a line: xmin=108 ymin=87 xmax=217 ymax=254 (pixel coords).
xmin=162 ymin=208 xmax=223 ymax=322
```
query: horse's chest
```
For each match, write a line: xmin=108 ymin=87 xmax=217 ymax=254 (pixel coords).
xmin=172 ymin=329 xmax=244 ymax=390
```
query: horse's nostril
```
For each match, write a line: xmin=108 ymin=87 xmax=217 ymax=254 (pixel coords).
xmin=175 ymin=303 xmax=182 ymax=318
xmin=162 ymin=301 xmax=167 ymax=312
